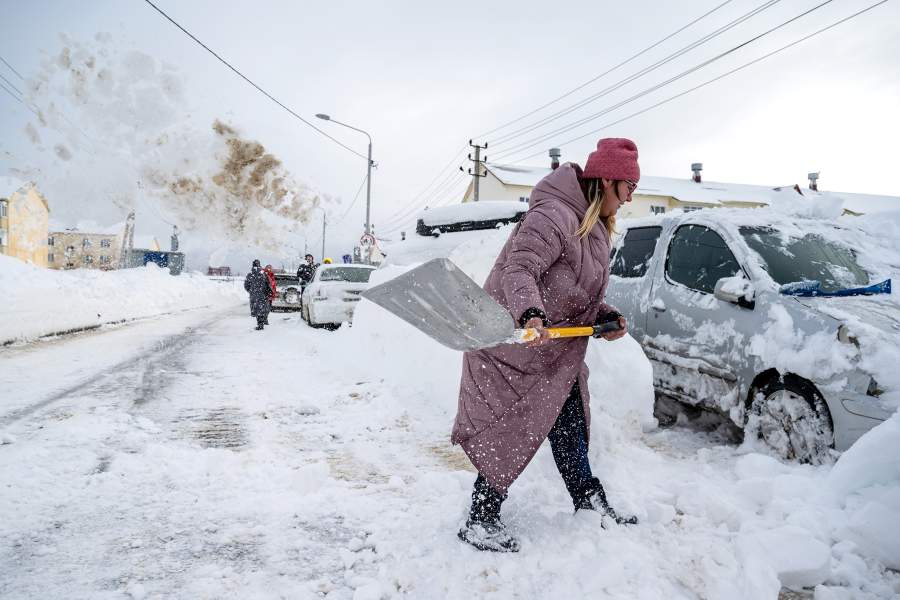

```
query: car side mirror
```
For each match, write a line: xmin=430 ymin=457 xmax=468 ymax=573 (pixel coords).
xmin=714 ymin=275 xmax=756 ymax=309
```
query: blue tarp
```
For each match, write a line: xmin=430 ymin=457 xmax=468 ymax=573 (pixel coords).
xmin=779 ymin=279 xmax=892 ymax=297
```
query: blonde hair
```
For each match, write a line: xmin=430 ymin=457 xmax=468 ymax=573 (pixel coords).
xmin=575 ymin=179 xmax=616 ymax=239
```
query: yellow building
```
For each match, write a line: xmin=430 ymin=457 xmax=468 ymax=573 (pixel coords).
xmin=0 ymin=177 xmax=50 ymax=268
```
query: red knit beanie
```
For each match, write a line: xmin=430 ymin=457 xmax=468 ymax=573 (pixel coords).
xmin=582 ymin=138 xmax=640 ymax=182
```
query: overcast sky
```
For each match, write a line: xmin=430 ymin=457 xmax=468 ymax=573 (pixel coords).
xmin=2 ymin=0 xmax=899 ymax=269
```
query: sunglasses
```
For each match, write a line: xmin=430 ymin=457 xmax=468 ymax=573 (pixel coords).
xmin=623 ymin=180 xmax=638 ymax=194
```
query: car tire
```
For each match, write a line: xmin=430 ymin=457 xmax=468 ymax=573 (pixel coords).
xmin=747 ymin=377 xmax=834 ymax=464
xmin=304 ymin=305 xmax=322 ymax=329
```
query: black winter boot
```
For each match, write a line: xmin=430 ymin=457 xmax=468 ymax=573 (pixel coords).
xmin=457 ymin=475 xmax=519 ymax=553
xmin=574 ymin=477 xmax=638 ymax=526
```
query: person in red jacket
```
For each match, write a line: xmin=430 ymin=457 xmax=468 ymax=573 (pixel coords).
xmin=263 ymin=265 xmax=278 ymax=325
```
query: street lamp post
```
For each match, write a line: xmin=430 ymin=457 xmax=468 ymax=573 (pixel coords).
xmin=315 ymin=113 xmax=373 ymax=262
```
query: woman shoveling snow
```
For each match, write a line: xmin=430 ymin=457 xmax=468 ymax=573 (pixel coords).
xmin=452 ymin=138 xmax=641 ymax=552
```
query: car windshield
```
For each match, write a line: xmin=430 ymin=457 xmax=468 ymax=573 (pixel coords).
xmin=319 ymin=267 xmax=374 ymax=283
xmin=275 ymin=275 xmax=299 ymax=285
xmin=739 ymin=227 xmax=868 ymax=292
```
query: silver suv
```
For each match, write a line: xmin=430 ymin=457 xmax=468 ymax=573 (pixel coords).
xmin=606 ymin=209 xmax=895 ymax=462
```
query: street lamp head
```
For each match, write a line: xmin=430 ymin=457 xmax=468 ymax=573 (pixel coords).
xmin=315 ymin=113 xmax=331 ymax=121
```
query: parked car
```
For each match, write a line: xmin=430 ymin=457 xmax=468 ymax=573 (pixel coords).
xmin=302 ymin=264 xmax=377 ymax=328
xmin=606 ymin=208 xmax=895 ymax=462
xmin=271 ymin=273 xmax=303 ymax=311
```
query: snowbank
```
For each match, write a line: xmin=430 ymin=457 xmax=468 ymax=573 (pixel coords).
xmin=827 ymin=410 xmax=900 ymax=570
xmin=0 ymin=255 xmax=243 ymax=344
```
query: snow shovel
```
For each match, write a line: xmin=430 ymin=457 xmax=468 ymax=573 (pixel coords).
xmin=361 ymin=258 xmax=621 ymax=352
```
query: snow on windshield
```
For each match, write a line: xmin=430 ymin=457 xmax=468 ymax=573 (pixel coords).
xmin=319 ymin=267 xmax=374 ymax=283
xmin=739 ymin=227 xmax=869 ymax=291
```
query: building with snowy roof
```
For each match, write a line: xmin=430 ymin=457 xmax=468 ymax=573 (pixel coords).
xmin=0 ymin=177 xmax=50 ymax=268
xmin=461 ymin=162 xmax=898 ymax=218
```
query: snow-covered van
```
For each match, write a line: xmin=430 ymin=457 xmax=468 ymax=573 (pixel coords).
xmin=606 ymin=207 xmax=897 ymax=462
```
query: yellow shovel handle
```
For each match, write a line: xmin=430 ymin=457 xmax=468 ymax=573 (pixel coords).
xmin=517 ymin=326 xmax=595 ymax=343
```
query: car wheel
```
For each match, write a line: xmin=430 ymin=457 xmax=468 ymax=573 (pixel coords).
xmin=747 ymin=378 xmax=834 ymax=464
xmin=305 ymin=306 xmax=322 ymax=329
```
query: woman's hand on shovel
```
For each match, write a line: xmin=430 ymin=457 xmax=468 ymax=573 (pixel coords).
xmin=524 ymin=317 xmax=552 ymax=347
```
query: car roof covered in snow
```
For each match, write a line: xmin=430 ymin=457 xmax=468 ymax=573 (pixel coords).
xmin=416 ymin=200 xmax=526 ymax=226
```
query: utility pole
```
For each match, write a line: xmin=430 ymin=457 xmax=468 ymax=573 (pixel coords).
xmin=365 ymin=141 xmax=373 ymax=237
xmin=461 ymin=140 xmax=488 ymax=202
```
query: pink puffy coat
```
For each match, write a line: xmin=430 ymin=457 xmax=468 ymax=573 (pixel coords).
xmin=451 ymin=163 xmax=616 ymax=493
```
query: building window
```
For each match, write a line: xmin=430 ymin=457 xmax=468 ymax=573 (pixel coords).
xmin=0 ymin=230 xmax=7 ymax=247
xmin=650 ymin=206 xmax=666 ymax=215
xmin=48 ymin=253 xmax=54 ymax=262
xmin=100 ymin=238 xmax=111 ymax=248
xmin=519 ymin=196 xmax=529 ymax=203
xmin=0 ymin=200 xmax=7 ymax=217
xmin=48 ymin=236 xmax=55 ymax=246
xmin=100 ymin=255 xmax=110 ymax=264
xmin=682 ymin=206 xmax=703 ymax=213
xmin=83 ymin=238 xmax=92 ymax=248
xmin=84 ymin=255 xmax=94 ymax=264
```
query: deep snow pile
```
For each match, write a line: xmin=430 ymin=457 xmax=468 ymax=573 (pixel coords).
xmin=0 ymin=255 xmax=243 ymax=343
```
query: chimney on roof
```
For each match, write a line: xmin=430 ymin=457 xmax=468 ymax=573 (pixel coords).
xmin=691 ymin=163 xmax=703 ymax=183
xmin=549 ymin=148 xmax=561 ymax=170
xmin=808 ymin=172 xmax=819 ymax=191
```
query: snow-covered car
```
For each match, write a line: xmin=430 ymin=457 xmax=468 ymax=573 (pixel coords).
xmin=271 ymin=273 xmax=302 ymax=311
xmin=301 ymin=264 xmax=376 ymax=328
xmin=606 ymin=208 xmax=897 ymax=462
xmin=381 ymin=201 xmax=524 ymax=269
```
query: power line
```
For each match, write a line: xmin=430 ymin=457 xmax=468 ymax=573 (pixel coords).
xmin=491 ymin=0 xmax=836 ymax=162
xmin=0 ymin=54 xmax=24 ymax=80
xmin=507 ymin=0 xmax=891 ymax=165
xmin=380 ymin=173 xmax=470 ymax=236
xmin=142 ymin=0 xmax=367 ymax=161
xmin=333 ymin=172 xmax=369 ymax=227
xmin=488 ymin=0 xmax=784 ymax=148
xmin=0 ymin=71 xmax=22 ymax=95
xmin=389 ymin=1 xmax=751 ymax=227
xmin=0 ymin=79 xmax=24 ymax=105
xmin=377 ymin=143 xmax=468 ymax=224
xmin=475 ymin=0 xmax=738 ymax=140
xmin=377 ymin=167 xmax=467 ymax=231
xmin=375 ymin=144 xmax=470 ymax=229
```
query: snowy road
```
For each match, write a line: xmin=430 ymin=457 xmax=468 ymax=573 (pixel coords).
xmin=1 ymin=308 xmax=898 ymax=599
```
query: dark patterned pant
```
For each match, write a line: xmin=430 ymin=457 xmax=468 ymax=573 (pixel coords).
xmin=469 ymin=382 xmax=594 ymax=521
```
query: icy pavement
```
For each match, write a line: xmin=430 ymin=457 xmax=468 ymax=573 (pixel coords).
xmin=1 ymin=308 xmax=898 ymax=599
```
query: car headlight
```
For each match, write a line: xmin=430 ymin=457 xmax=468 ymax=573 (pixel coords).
xmin=837 ymin=324 xmax=859 ymax=346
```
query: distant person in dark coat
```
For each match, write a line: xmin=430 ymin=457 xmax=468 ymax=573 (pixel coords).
xmin=244 ymin=259 xmax=271 ymax=330
xmin=297 ymin=254 xmax=319 ymax=287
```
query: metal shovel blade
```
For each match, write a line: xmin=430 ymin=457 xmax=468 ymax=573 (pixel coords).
xmin=362 ymin=258 xmax=516 ymax=351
